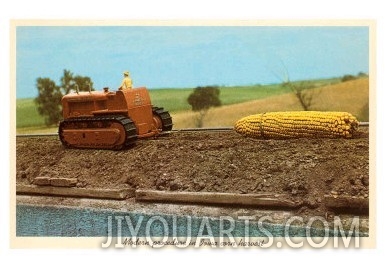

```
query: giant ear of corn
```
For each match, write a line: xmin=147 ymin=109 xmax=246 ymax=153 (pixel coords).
xmin=234 ymin=111 xmax=359 ymax=139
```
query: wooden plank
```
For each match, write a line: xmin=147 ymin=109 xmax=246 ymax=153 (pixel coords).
xmin=135 ymin=189 xmax=300 ymax=208
xmin=16 ymin=185 xmax=135 ymax=200
xmin=50 ymin=177 xmax=78 ymax=187
xmin=33 ymin=177 xmax=78 ymax=187
xmin=324 ymin=195 xmax=369 ymax=209
xmin=33 ymin=176 xmax=51 ymax=186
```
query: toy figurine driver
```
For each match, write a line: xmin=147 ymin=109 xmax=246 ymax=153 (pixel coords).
xmin=118 ymin=71 xmax=133 ymax=90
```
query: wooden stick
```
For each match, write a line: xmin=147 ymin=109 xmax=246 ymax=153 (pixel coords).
xmin=16 ymin=184 xmax=135 ymax=200
xmin=324 ymin=195 xmax=369 ymax=209
xmin=135 ymin=189 xmax=300 ymax=208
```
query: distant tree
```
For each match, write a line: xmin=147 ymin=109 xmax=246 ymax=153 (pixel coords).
xmin=60 ymin=69 xmax=95 ymax=93
xmin=341 ymin=74 xmax=356 ymax=82
xmin=60 ymin=69 xmax=75 ymax=94
xmin=34 ymin=78 xmax=63 ymax=126
xmin=187 ymin=86 xmax=221 ymax=128
xmin=35 ymin=69 xmax=95 ymax=126
xmin=73 ymin=75 xmax=94 ymax=92
xmin=357 ymin=72 xmax=368 ymax=78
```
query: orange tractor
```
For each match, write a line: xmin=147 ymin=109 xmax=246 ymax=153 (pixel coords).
xmin=59 ymin=87 xmax=172 ymax=149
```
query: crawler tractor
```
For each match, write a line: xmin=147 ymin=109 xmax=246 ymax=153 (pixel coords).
xmin=59 ymin=87 xmax=172 ymax=149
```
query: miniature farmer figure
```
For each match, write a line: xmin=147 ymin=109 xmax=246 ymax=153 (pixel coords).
xmin=118 ymin=71 xmax=133 ymax=90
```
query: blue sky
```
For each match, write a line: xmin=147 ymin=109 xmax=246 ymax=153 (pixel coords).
xmin=16 ymin=25 xmax=369 ymax=98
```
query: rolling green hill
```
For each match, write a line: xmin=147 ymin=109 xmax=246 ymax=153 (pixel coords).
xmin=171 ymin=78 xmax=369 ymax=128
xmin=16 ymin=77 xmax=363 ymax=133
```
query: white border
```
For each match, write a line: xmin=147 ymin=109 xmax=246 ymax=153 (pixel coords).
xmin=2 ymin=0 xmax=384 ymax=267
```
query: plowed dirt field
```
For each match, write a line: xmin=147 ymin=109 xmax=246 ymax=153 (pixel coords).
xmin=16 ymin=127 xmax=369 ymax=219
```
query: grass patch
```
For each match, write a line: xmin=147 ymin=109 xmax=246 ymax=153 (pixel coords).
xmin=16 ymin=126 xmax=58 ymax=135
xmin=147 ymin=85 xmax=290 ymax=113
xmin=16 ymin=98 xmax=45 ymax=128
xmin=148 ymin=87 xmax=193 ymax=112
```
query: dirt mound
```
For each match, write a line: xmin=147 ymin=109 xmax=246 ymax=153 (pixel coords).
xmin=16 ymin=127 xmax=369 ymax=217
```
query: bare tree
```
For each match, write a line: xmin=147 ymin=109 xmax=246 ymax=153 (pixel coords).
xmin=282 ymin=80 xmax=315 ymax=111
xmin=271 ymin=61 xmax=316 ymax=111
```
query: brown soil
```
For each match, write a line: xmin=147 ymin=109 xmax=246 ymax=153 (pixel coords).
xmin=15 ymin=128 xmax=369 ymax=218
